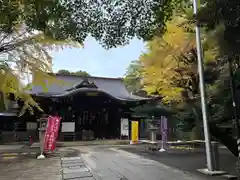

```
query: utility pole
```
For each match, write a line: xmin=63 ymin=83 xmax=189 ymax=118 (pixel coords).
xmin=192 ymin=0 xmax=214 ymax=171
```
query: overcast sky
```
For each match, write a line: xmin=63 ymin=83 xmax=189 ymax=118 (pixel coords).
xmin=52 ymin=36 xmax=146 ymax=78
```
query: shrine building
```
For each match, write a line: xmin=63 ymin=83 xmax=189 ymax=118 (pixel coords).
xmin=6 ymin=73 xmax=155 ymax=141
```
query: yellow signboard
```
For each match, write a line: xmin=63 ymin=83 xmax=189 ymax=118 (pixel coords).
xmin=131 ymin=121 xmax=139 ymax=144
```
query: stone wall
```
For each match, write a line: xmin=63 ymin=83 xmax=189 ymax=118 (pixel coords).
xmin=0 ymin=130 xmax=38 ymax=143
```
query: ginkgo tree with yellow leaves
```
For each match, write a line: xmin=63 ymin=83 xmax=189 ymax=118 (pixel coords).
xmin=139 ymin=14 xmax=219 ymax=102
xmin=140 ymin=17 xmax=196 ymax=103
xmin=0 ymin=26 xmax=80 ymax=115
xmin=124 ymin=0 xmax=240 ymax=156
xmin=125 ymin=13 xmax=221 ymax=140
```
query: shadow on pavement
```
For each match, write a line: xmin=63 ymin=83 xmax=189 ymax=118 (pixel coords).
xmin=119 ymin=145 xmax=239 ymax=179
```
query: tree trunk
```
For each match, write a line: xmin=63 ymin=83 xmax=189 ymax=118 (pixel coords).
xmin=209 ymin=122 xmax=238 ymax=157
xmin=191 ymin=106 xmax=202 ymax=140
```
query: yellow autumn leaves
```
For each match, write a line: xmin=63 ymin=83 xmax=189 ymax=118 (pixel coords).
xmin=140 ymin=17 xmax=196 ymax=102
xmin=0 ymin=29 xmax=80 ymax=114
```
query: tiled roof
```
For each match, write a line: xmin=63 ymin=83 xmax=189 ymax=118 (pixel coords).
xmin=30 ymin=74 xmax=151 ymax=102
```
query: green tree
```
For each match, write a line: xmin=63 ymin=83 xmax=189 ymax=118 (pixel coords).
xmin=120 ymin=0 xmax=240 ymax=156
xmin=57 ymin=69 xmax=71 ymax=75
xmin=0 ymin=0 xmax=180 ymax=50
xmin=124 ymin=60 xmax=144 ymax=94
xmin=57 ymin=69 xmax=90 ymax=76
xmin=125 ymin=5 xmax=223 ymax=139
xmin=0 ymin=0 xmax=178 ymax=113
xmin=196 ymin=0 xmax=240 ymax=156
xmin=73 ymin=70 xmax=90 ymax=77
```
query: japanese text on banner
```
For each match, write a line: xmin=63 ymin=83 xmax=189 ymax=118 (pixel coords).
xmin=43 ymin=116 xmax=61 ymax=152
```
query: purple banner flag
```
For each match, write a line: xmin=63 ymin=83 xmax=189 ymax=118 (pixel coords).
xmin=160 ymin=116 xmax=168 ymax=149
xmin=161 ymin=116 xmax=168 ymax=131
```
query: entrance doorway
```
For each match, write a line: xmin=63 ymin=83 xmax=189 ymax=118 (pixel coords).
xmin=74 ymin=107 xmax=108 ymax=139
xmin=72 ymin=107 xmax=120 ymax=140
xmin=58 ymin=93 xmax=121 ymax=140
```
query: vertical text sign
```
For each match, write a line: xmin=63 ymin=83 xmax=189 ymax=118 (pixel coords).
xmin=121 ymin=118 xmax=129 ymax=137
xmin=131 ymin=121 xmax=139 ymax=143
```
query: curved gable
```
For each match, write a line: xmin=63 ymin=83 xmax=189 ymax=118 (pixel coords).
xmin=31 ymin=74 xmax=151 ymax=101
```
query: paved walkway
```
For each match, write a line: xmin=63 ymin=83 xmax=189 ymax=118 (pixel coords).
xmin=75 ymin=146 xmax=209 ymax=180
xmin=120 ymin=145 xmax=238 ymax=178
xmin=0 ymin=146 xmax=84 ymax=180
xmin=0 ymin=145 xmax=229 ymax=180
xmin=0 ymin=157 xmax=62 ymax=180
xmin=61 ymin=156 xmax=95 ymax=180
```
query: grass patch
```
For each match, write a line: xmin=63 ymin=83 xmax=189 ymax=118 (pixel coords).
xmin=168 ymin=145 xmax=194 ymax=150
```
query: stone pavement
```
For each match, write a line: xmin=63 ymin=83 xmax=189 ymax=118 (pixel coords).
xmin=0 ymin=146 xmax=87 ymax=180
xmin=74 ymin=146 xmax=209 ymax=180
xmin=61 ymin=156 xmax=94 ymax=180
xmin=0 ymin=156 xmax=62 ymax=180
xmin=120 ymin=145 xmax=239 ymax=178
xmin=0 ymin=145 xmax=228 ymax=180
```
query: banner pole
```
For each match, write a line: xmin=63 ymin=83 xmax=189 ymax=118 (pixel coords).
xmin=159 ymin=116 xmax=166 ymax=152
xmin=37 ymin=117 xmax=47 ymax=159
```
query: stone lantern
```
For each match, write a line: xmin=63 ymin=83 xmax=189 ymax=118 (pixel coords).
xmin=147 ymin=116 xmax=158 ymax=142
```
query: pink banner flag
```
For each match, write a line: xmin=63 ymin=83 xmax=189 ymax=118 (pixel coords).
xmin=43 ymin=116 xmax=53 ymax=151
xmin=51 ymin=116 xmax=61 ymax=151
xmin=44 ymin=116 xmax=61 ymax=152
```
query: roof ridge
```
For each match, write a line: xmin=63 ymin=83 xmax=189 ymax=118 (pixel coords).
xmin=48 ymin=72 xmax=123 ymax=80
